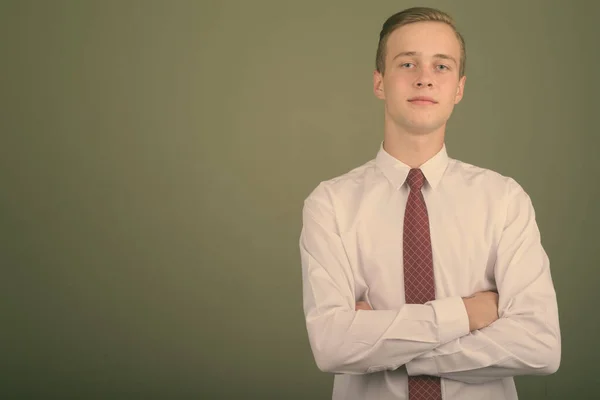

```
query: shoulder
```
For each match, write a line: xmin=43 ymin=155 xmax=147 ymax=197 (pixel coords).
xmin=302 ymin=159 xmax=378 ymax=216
xmin=447 ymin=158 xmax=535 ymax=222
xmin=448 ymin=157 xmax=528 ymax=197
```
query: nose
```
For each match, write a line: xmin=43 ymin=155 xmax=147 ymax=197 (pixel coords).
xmin=414 ymin=70 xmax=434 ymax=88
xmin=415 ymin=81 xmax=433 ymax=88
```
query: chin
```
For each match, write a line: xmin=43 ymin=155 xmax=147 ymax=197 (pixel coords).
xmin=387 ymin=111 xmax=447 ymax=135
xmin=409 ymin=127 xmax=441 ymax=136
xmin=402 ymin=120 xmax=444 ymax=135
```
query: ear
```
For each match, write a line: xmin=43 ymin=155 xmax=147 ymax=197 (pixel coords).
xmin=454 ymin=75 xmax=466 ymax=104
xmin=373 ymin=70 xmax=385 ymax=100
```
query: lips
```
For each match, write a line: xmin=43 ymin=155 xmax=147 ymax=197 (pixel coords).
xmin=408 ymin=96 xmax=437 ymax=104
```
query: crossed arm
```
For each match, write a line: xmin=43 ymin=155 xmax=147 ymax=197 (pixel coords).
xmin=300 ymin=182 xmax=561 ymax=383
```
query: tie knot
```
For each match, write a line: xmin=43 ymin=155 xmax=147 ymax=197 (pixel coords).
xmin=406 ymin=168 xmax=425 ymax=191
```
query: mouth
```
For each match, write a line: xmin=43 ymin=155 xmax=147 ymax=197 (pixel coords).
xmin=408 ymin=97 xmax=438 ymax=105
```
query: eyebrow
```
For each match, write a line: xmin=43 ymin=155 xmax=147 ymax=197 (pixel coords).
xmin=392 ymin=51 xmax=458 ymax=65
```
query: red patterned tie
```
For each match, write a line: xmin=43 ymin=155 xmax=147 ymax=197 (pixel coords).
xmin=403 ymin=168 xmax=442 ymax=400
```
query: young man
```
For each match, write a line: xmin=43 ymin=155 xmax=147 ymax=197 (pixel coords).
xmin=299 ymin=7 xmax=561 ymax=400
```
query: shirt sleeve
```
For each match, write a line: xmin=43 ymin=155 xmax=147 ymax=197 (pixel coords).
xmin=405 ymin=178 xmax=561 ymax=383
xmin=300 ymin=182 xmax=470 ymax=375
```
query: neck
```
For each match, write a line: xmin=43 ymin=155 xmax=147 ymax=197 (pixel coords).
xmin=382 ymin=122 xmax=446 ymax=168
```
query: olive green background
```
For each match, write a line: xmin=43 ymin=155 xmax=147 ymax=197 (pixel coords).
xmin=2 ymin=0 xmax=598 ymax=399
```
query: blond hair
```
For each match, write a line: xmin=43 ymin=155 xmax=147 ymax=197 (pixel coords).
xmin=375 ymin=7 xmax=466 ymax=77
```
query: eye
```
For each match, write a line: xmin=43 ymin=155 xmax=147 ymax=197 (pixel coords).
xmin=400 ymin=62 xmax=414 ymax=68
xmin=436 ymin=64 xmax=450 ymax=71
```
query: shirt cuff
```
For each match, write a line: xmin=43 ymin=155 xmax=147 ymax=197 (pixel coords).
xmin=430 ymin=296 xmax=470 ymax=344
xmin=405 ymin=297 xmax=469 ymax=377
xmin=406 ymin=353 xmax=436 ymax=376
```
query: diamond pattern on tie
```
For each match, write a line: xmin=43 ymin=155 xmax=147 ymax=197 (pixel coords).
xmin=403 ymin=169 xmax=442 ymax=400
xmin=409 ymin=376 xmax=442 ymax=400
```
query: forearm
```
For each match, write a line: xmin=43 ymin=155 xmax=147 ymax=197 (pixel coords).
xmin=304 ymin=292 xmax=469 ymax=374
xmin=407 ymin=314 xmax=560 ymax=383
xmin=406 ymin=277 xmax=560 ymax=383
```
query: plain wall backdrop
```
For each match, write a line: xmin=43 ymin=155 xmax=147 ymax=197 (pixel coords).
xmin=2 ymin=0 xmax=599 ymax=399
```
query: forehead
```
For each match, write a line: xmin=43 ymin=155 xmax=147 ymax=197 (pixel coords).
xmin=386 ymin=21 xmax=461 ymax=59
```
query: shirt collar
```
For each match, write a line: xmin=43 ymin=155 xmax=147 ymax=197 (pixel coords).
xmin=375 ymin=142 xmax=449 ymax=190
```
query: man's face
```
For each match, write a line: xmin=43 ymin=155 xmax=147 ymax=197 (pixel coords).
xmin=374 ymin=21 xmax=466 ymax=135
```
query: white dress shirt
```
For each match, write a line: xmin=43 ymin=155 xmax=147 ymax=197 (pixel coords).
xmin=299 ymin=143 xmax=561 ymax=400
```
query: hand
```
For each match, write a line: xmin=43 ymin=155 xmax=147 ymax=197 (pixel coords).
xmin=355 ymin=301 xmax=373 ymax=311
xmin=462 ymin=291 xmax=499 ymax=331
